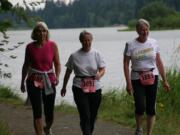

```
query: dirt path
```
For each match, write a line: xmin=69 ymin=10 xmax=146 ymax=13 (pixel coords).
xmin=0 ymin=103 xmax=133 ymax=135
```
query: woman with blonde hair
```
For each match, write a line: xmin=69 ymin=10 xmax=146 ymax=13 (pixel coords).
xmin=21 ymin=22 xmax=61 ymax=135
xmin=123 ymin=19 xmax=170 ymax=135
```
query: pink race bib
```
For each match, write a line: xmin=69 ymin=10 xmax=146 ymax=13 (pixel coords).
xmin=34 ymin=80 xmax=44 ymax=89
xmin=81 ymin=78 xmax=96 ymax=93
xmin=29 ymin=74 xmax=44 ymax=89
xmin=139 ymin=71 xmax=155 ymax=85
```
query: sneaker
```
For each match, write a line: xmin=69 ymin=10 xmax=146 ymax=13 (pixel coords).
xmin=134 ymin=128 xmax=143 ymax=135
xmin=43 ymin=127 xmax=54 ymax=135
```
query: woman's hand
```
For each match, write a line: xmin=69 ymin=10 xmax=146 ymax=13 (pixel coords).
xmin=54 ymin=78 xmax=59 ymax=86
xmin=96 ymin=67 xmax=105 ymax=80
xmin=61 ymin=88 xmax=66 ymax=97
xmin=163 ymin=80 xmax=170 ymax=92
xmin=20 ymin=82 xmax=26 ymax=93
xmin=126 ymin=82 xmax=133 ymax=95
xmin=95 ymin=73 xmax=101 ymax=80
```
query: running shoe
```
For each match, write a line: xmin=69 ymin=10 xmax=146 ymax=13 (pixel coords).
xmin=134 ymin=128 xmax=143 ymax=135
xmin=43 ymin=127 xmax=54 ymax=135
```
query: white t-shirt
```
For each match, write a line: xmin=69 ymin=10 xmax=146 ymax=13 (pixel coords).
xmin=66 ymin=48 xmax=106 ymax=89
xmin=124 ymin=38 xmax=160 ymax=80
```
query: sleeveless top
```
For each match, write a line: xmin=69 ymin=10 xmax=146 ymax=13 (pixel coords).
xmin=26 ymin=40 xmax=56 ymax=84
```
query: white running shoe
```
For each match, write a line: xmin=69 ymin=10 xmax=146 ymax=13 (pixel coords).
xmin=134 ymin=128 xmax=143 ymax=135
xmin=43 ymin=127 xmax=54 ymax=135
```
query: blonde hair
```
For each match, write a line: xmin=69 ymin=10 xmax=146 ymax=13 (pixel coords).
xmin=136 ymin=18 xmax=150 ymax=29
xmin=31 ymin=21 xmax=49 ymax=40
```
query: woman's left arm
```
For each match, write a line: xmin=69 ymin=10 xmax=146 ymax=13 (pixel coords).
xmin=96 ymin=67 xmax=105 ymax=80
xmin=156 ymin=53 xmax=170 ymax=91
xmin=53 ymin=43 xmax=61 ymax=84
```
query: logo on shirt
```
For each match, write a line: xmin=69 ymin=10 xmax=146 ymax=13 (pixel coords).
xmin=134 ymin=48 xmax=154 ymax=60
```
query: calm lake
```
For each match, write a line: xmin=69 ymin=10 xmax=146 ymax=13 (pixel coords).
xmin=0 ymin=27 xmax=180 ymax=105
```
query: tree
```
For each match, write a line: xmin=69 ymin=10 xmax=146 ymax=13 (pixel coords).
xmin=138 ymin=1 xmax=179 ymax=29
xmin=138 ymin=1 xmax=176 ymax=22
xmin=0 ymin=0 xmax=36 ymax=79
xmin=0 ymin=0 xmax=13 ymax=37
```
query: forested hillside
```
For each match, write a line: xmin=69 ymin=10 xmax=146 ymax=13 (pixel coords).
xmin=1 ymin=0 xmax=180 ymax=29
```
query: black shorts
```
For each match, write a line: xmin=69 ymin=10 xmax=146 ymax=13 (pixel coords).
xmin=132 ymin=76 xmax=158 ymax=116
xmin=26 ymin=80 xmax=56 ymax=120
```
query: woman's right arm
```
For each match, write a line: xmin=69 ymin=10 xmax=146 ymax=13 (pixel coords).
xmin=61 ymin=68 xmax=72 ymax=97
xmin=21 ymin=48 xmax=30 ymax=93
xmin=123 ymin=55 xmax=133 ymax=95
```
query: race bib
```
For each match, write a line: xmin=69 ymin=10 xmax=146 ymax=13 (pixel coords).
xmin=34 ymin=79 xmax=44 ymax=89
xmin=81 ymin=78 xmax=96 ymax=93
xmin=29 ymin=74 xmax=44 ymax=89
xmin=139 ymin=71 xmax=155 ymax=85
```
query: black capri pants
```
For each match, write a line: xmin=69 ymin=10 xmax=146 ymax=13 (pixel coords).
xmin=26 ymin=80 xmax=56 ymax=122
xmin=72 ymin=86 xmax=102 ymax=135
xmin=132 ymin=76 xmax=158 ymax=116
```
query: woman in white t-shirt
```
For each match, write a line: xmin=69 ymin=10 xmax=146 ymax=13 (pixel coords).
xmin=61 ymin=30 xmax=106 ymax=135
xmin=123 ymin=19 xmax=170 ymax=135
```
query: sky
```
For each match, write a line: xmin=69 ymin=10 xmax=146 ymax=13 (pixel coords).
xmin=9 ymin=0 xmax=38 ymax=5
xmin=9 ymin=0 xmax=71 ymax=8
xmin=8 ymin=0 xmax=70 ymax=5
xmin=9 ymin=0 xmax=45 ymax=9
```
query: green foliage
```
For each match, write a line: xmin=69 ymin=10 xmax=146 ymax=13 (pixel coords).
xmin=1 ymin=0 xmax=180 ymax=29
xmin=55 ymin=101 xmax=77 ymax=114
xmin=24 ymin=0 xmax=180 ymax=29
xmin=0 ymin=0 xmax=12 ymax=11
xmin=127 ymin=19 xmax=137 ymax=30
xmin=99 ymin=70 xmax=180 ymax=135
xmin=127 ymin=1 xmax=180 ymax=30
xmin=0 ymin=20 xmax=12 ymax=32
xmin=0 ymin=0 xmax=34 ymax=33
xmin=154 ymin=70 xmax=180 ymax=135
xmin=0 ymin=85 xmax=22 ymax=104
xmin=30 ymin=0 xmax=136 ymax=28
xmin=0 ymin=86 xmax=16 ymax=98
xmin=0 ymin=0 xmax=13 ymax=33
xmin=138 ymin=1 xmax=176 ymax=22
xmin=0 ymin=121 xmax=11 ymax=135
xmin=99 ymin=89 xmax=135 ymax=126
xmin=157 ymin=70 xmax=180 ymax=114
xmin=150 ymin=13 xmax=180 ymax=29
xmin=0 ymin=0 xmax=37 ymax=78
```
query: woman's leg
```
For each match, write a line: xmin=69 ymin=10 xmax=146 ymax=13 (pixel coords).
xmin=34 ymin=118 xmax=43 ymax=135
xmin=89 ymin=89 xmax=102 ymax=133
xmin=146 ymin=115 xmax=155 ymax=135
xmin=145 ymin=76 xmax=158 ymax=135
xmin=135 ymin=114 xmax=144 ymax=130
xmin=132 ymin=80 xmax=146 ymax=132
xmin=27 ymin=81 xmax=43 ymax=135
xmin=73 ymin=86 xmax=91 ymax=135
xmin=43 ymin=88 xmax=56 ymax=132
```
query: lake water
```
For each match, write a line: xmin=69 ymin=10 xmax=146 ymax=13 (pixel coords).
xmin=0 ymin=27 xmax=180 ymax=105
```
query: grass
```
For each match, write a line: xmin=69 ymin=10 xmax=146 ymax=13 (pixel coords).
xmin=154 ymin=70 xmax=180 ymax=135
xmin=99 ymin=70 xmax=180 ymax=135
xmin=0 ymin=121 xmax=11 ymax=135
xmin=0 ymin=85 xmax=23 ymax=105
xmin=0 ymin=70 xmax=180 ymax=135
xmin=55 ymin=101 xmax=78 ymax=114
xmin=99 ymin=89 xmax=135 ymax=126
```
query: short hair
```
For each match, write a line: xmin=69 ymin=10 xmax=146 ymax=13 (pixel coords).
xmin=79 ymin=30 xmax=93 ymax=42
xmin=31 ymin=21 xmax=49 ymax=41
xmin=136 ymin=18 xmax=150 ymax=29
